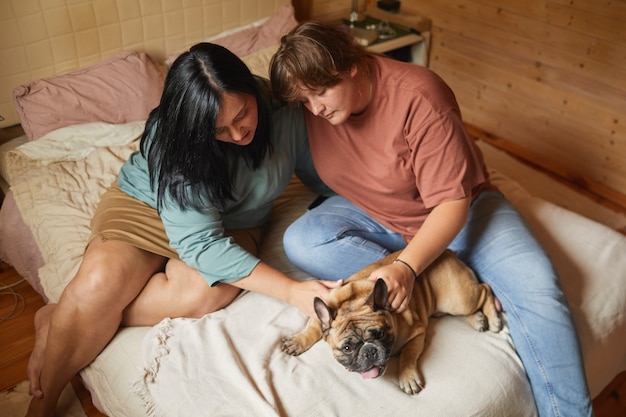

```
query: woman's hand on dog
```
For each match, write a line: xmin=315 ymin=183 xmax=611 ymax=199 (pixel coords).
xmin=368 ymin=263 xmax=415 ymax=313
xmin=288 ymin=279 xmax=344 ymax=318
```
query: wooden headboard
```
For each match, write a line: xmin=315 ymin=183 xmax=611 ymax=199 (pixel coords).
xmin=0 ymin=0 xmax=290 ymax=129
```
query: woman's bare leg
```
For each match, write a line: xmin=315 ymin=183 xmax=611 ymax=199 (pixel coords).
xmin=122 ymin=227 xmax=262 ymax=326
xmin=122 ymin=258 xmax=241 ymax=326
xmin=25 ymin=239 xmax=166 ymax=417
xmin=27 ymin=304 xmax=56 ymax=397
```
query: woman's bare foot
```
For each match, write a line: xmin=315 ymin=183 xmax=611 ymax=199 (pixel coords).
xmin=27 ymin=304 xmax=56 ymax=398
xmin=25 ymin=395 xmax=57 ymax=417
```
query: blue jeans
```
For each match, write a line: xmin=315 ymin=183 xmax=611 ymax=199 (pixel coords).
xmin=284 ymin=192 xmax=593 ymax=417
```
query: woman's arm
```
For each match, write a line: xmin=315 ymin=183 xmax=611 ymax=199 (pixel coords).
xmin=160 ymin=199 xmax=341 ymax=317
xmin=368 ymin=196 xmax=471 ymax=312
xmin=229 ymin=262 xmax=342 ymax=318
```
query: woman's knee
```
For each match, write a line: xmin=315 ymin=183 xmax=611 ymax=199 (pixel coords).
xmin=65 ymin=245 xmax=163 ymax=315
xmin=283 ymin=226 xmax=336 ymax=277
xmin=284 ymin=215 xmax=321 ymax=265
xmin=63 ymin=262 xmax=125 ymax=307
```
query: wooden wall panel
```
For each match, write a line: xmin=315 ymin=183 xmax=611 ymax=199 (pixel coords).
xmin=299 ymin=0 xmax=626 ymax=210
xmin=400 ymin=0 xmax=626 ymax=209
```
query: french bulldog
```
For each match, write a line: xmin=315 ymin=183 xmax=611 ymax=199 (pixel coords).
xmin=282 ymin=249 xmax=503 ymax=394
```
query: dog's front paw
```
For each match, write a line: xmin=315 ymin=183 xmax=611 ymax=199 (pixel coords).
xmin=398 ymin=369 xmax=424 ymax=395
xmin=281 ymin=335 xmax=308 ymax=356
xmin=468 ymin=311 xmax=488 ymax=332
xmin=281 ymin=319 xmax=322 ymax=355
xmin=489 ymin=312 xmax=503 ymax=333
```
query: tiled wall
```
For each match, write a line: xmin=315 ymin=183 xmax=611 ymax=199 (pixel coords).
xmin=0 ymin=0 xmax=289 ymax=128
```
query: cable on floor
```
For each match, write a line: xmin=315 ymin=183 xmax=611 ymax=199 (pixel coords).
xmin=0 ymin=260 xmax=26 ymax=321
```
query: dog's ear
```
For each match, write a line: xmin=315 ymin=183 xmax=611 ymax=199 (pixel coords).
xmin=314 ymin=297 xmax=334 ymax=332
xmin=372 ymin=278 xmax=389 ymax=311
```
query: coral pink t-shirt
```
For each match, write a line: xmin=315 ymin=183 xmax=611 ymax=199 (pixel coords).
xmin=305 ymin=55 xmax=493 ymax=242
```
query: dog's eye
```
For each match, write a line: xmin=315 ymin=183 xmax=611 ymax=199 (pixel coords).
xmin=341 ymin=343 xmax=355 ymax=354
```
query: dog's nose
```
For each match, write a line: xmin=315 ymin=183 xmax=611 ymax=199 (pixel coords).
xmin=361 ymin=344 xmax=379 ymax=360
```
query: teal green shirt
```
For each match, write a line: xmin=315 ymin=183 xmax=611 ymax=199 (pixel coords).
xmin=117 ymin=80 xmax=330 ymax=286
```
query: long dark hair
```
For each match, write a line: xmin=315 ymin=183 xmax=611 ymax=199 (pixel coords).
xmin=141 ymin=42 xmax=272 ymax=211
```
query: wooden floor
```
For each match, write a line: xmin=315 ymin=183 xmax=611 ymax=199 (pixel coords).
xmin=1 ymin=260 xmax=625 ymax=416
xmin=0 ymin=262 xmax=105 ymax=416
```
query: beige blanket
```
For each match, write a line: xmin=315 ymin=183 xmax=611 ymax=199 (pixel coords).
xmin=7 ymin=121 xmax=143 ymax=302
xmin=6 ymin=122 xmax=626 ymax=416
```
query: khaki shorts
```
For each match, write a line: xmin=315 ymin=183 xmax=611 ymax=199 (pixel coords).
xmin=90 ymin=184 xmax=263 ymax=258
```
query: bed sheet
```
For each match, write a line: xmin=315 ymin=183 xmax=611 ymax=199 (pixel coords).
xmin=1 ymin=122 xmax=534 ymax=416
xmin=476 ymin=140 xmax=626 ymax=233
xmin=1 ymin=120 xmax=625 ymax=416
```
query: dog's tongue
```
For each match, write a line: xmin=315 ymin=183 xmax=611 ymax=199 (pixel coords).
xmin=360 ymin=367 xmax=381 ymax=380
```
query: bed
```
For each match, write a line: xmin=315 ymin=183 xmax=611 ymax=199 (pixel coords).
xmin=0 ymin=1 xmax=625 ymax=416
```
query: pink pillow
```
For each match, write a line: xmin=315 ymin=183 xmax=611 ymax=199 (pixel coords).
xmin=13 ymin=51 xmax=166 ymax=141
xmin=212 ymin=5 xmax=297 ymax=57
xmin=165 ymin=5 xmax=297 ymax=66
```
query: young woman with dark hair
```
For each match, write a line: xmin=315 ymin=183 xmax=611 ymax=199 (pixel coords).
xmin=270 ymin=22 xmax=593 ymax=417
xmin=26 ymin=42 xmax=335 ymax=417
